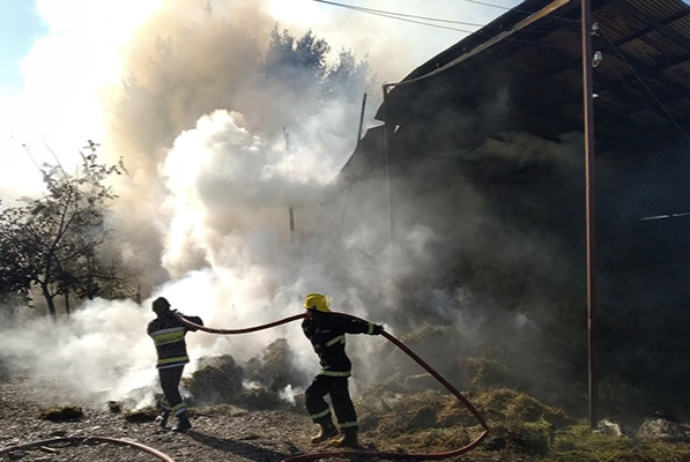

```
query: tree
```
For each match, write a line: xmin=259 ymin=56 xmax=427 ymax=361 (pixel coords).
xmin=263 ymin=27 xmax=330 ymax=91
xmin=263 ymin=26 xmax=373 ymax=102
xmin=0 ymin=142 xmax=128 ymax=319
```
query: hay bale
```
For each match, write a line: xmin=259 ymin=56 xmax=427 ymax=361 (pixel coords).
xmin=241 ymin=387 xmax=284 ymax=411
xmin=403 ymin=373 xmax=446 ymax=393
xmin=36 ymin=406 xmax=83 ymax=421
xmin=184 ymin=355 xmax=244 ymax=406
xmin=482 ymin=423 xmax=550 ymax=455
xmin=470 ymin=388 xmax=575 ymax=428
xmin=245 ymin=338 xmax=308 ymax=391
xmin=372 ymin=390 xmax=448 ymax=436
xmin=123 ymin=407 xmax=158 ymax=423
xmin=459 ymin=357 xmax=510 ymax=390
xmin=107 ymin=401 xmax=122 ymax=413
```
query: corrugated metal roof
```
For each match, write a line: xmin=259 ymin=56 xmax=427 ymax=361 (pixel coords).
xmin=377 ymin=0 xmax=690 ymax=151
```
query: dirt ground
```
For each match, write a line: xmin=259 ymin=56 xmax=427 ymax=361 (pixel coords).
xmin=0 ymin=373 xmax=360 ymax=462
xmin=0 ymin=373 xmax=510 ymax=462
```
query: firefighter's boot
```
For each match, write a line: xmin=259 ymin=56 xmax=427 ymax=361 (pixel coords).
xmin=310 ymin=418 xmax=338 ymax=444
xmin=330 ymin=428 xmax=359 ymax=448
xmin=172 ymin=412 xmax=192 ymax=432
xmin=156 ymin=410 xmax=171 ymax=428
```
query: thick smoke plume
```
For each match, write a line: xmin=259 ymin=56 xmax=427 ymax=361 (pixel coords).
xmin=1 ymin=0 xmax=399 ymax=406
xmin=1 ymin=0 xmax=610 ymax=419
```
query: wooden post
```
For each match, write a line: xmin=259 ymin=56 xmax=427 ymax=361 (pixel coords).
xmin=581 ymin=0 xmax=598 ymax=429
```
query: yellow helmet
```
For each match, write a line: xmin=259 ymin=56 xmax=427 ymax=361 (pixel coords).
xmin=304 ymin=293 xmax=331 ymax=313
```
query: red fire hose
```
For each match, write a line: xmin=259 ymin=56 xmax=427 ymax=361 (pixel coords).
xmin=176 ymin=311 xmax=490 ymax=461
xmin=0 ymin=436 xmax=177 ymax=462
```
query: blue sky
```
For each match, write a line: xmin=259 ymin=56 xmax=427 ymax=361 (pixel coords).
xmin=0 ymin=0 xmax=47 ymax=91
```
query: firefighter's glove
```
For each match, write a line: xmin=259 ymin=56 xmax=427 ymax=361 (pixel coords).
xmin=372 ymin=324 xmax=384 ymax=335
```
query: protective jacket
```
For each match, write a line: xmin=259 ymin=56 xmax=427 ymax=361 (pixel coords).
xmin=302 ymin=311 xmax=381 ymax=377
xmin=148 ymin=311 xmax=203 ymax=369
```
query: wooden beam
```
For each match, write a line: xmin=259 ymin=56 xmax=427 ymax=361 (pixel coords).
xmin=391 ymin=0 xmax=574 ymax=88
xmin=606 ymin=0 xmax=690 ymax=51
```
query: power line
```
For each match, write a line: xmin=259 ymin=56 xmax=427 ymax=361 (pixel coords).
xmin=465 ymin=0 xmax=581 ymax=23
xmin=314 ymin=0 xmax=580 ymax=52
xmin=314 ymin=0 xmax=481 ymax=34
xmin=314 ymin=0 xmax=487 ymax=27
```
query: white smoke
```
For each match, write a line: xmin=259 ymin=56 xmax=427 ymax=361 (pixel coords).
xmin=0 ymin=0 xmax=528 ymax=408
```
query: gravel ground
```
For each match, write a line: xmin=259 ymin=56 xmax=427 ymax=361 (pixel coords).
xmin=0 ymin=373 xmax=518 ymax=462
xmin=0 ymin=374 xmax=347 ymax=462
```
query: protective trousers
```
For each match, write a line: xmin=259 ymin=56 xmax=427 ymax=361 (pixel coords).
xmin=159 ymin=365 xmax=187 ymax=416
xmin=305 ymin=374 xmax=358 ymax=431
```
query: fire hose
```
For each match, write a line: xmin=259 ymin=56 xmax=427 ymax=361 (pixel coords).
xmin=175 ymin=311 xmax=490 ymax=461
xmin=0 ymin=436 xmax=176 ymax=462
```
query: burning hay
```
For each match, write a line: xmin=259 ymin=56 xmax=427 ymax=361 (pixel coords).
xmin=123 ymin=406 xmax=158 ymax=423
xmin=36 ymin=405 xmax=84 ymax=421
xmin=354 ymin=384 xmax=577 ymax=454
xmin=182 ymin=343 xmax=300 ymax=411
xmin=183 ymin=355 xmax=244 ymax=406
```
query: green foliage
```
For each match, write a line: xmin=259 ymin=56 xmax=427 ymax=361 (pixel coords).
xmin=262 ymin=25 xmax=373 ymax=104
xmin=0 ymin=142 xmax=128 ymax=318
xmin=264 ymin=27 xmax=329 ymax=84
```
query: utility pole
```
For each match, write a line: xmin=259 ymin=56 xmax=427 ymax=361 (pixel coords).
xmin=382 ymin=84 xmax=395 ymax=276
xmin=581 ymin=0 xmax=598 ymax=429
xmin=284 ymin=128 xmax=295 ymax=244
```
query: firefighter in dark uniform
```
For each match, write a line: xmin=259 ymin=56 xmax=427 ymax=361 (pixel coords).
xmin=147 ymin=297 xmax=203 ymax=432
xmin=302 ymin=293 xmax=383 ymax=448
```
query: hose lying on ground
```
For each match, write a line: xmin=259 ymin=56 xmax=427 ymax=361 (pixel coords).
xmin=0 ymin=436 xmax=177 ymax=462
xmin=176 ymin=311 xmax=490 ymax=461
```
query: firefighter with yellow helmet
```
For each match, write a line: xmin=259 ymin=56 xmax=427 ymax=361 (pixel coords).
xmin=301 ymin=293 xmax=383 ymax=448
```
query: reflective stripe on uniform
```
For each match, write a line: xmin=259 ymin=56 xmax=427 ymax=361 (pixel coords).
xmin=157 ymin=356 xmax=189 ymax=366
xmin=318 ymin=369 xmax=351 ymax=377
xmin=150 ymin=327 xmax=185 ymax=346
xmin=338 ymin=421 xmax=358 ymax=429
xmin=367 ymin=323 xmax=374 ymax=335
xmin=158 ymin=361 xmax=188 ymax=369
xmin=325 ymin=335 xmax=345 ymax=347
xmin=172 ymin=402 xmax=187 ymax=415
xmin=310 ymin=408 xmax=331 ymax=420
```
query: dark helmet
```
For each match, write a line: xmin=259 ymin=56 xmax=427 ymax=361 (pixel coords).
xmin=152 ymin=297 xmax=171 ymax=314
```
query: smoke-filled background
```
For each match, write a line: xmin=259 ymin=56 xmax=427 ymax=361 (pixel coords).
xmin=1 ymin=0 xmax=537 ymax=409
xmin=3 ymin=0 xmax=688 ymax=425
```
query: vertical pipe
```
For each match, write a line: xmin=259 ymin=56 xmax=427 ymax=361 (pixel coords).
xmin=284 ymin=128 xmax=294 ymax=244
xmin=357 ymin=93 xmax=367 ymax=145
xmin=581 ymin=0 xmax=598 ymax=429
xmin=382 ymin=84 xmax=394 ymax=274
xmin=289 ymin=206 xmax=295 ymax=244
